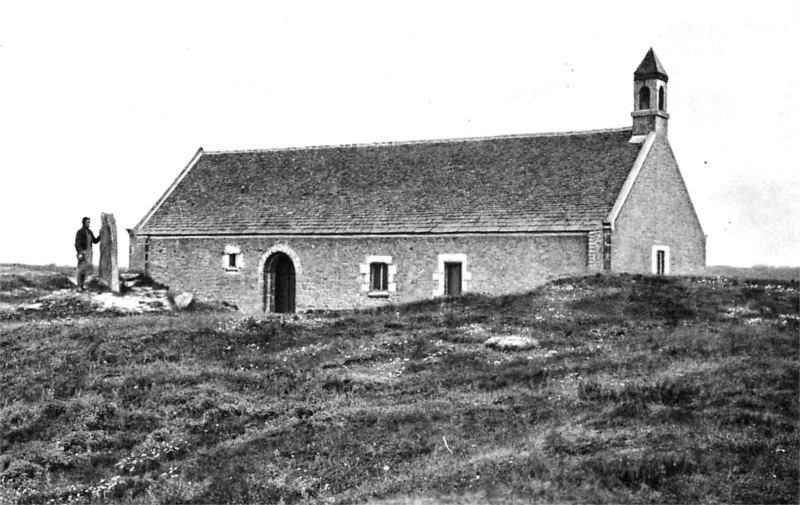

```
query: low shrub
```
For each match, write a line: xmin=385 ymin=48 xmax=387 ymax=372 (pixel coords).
xmin=585 ymin=449 xmax=699 ymax=490
xmin=578 ymin=378 xmax=699 ymax=407
xmin=0 ymin=274 xmax=34 ymax=290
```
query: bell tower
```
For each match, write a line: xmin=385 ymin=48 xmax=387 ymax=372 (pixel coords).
xmin=632 ymin=48 xmax=669 ymax=137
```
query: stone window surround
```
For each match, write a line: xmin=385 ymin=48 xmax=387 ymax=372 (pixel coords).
xmin=651 ymin=245 xmax=670 ymax=275
xmin=222 ymin=245 xmax=243 ymax=272
xmin=432 ymin=253 xmax=472 ymax=297
xmin=360 ymin=255 xmax=397 ymax=297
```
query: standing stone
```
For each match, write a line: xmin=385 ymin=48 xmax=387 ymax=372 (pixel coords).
xmin=99 ymin=213 xmax=120 ymax=293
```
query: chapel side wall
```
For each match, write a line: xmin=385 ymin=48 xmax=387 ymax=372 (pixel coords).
xmin=144 ymin=234 xmax=589 ymax=311
xmin=612 ymin=136 xmax=706 ymax=274
xmin=128 ymin=235 xmax=148 ymax=273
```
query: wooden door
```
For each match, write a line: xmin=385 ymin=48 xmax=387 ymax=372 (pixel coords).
xmin=445 ymin=262 xmax=462 ymax=296
xmin=271 ymin=254 xmax=296 ymax=313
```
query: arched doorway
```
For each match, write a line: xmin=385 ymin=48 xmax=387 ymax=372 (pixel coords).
xmin=264 ymin=252 xmax=296 ymax=313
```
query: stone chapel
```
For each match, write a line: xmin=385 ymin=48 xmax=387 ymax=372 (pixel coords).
xmin=129 ymin=49 xmax=705 ymax=312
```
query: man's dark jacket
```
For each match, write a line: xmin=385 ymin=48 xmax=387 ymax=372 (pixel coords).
xmin=75 ymin=228 xmax=100 ymax=253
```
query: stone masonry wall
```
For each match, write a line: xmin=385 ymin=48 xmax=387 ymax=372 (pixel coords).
xmin=139 ymin=234 xmax=589 ymax=312
xmin=612 ymin=136 xmax=705 ymax=274
xmin=586 ymin=229 xmax=605 ymax=272
xmin=129 ymin=235 xmax=146 ymax=272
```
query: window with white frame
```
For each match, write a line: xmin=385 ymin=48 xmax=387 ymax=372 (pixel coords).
xmin=651 ymin=245 xmax=670 ymax=275
xmin=360 ymin=255 xmax=396 ymax=296
xmin=371 ymin=262 xmax=388 ymax=291
xmin=432 ymin=253 xmax=472 ymax=297
xmin=223 ymin=245 xmax=243 ymax=272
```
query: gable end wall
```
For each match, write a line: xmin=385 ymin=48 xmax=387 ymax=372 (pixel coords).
xmin=612 ymin=136 xmax=705 ymax=274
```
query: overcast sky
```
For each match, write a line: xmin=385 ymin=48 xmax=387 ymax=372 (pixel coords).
xmin=1 ymin=1 xmax=798 ymax=268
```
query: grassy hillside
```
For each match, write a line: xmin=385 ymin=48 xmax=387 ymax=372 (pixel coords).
xmin=705 ymin=265 xmax=799 ymax=282
xmin=0 ymin=272 xmax=798 ymax=504
xmin=0 ymin=265 xmax=75 ymax=305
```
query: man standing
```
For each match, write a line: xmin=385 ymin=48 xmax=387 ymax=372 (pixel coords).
xmin=75 ymin=217 xmax=101 ymax=290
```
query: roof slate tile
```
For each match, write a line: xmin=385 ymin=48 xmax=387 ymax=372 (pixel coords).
xmin=140 ymin=128 xmax=641 ymax=235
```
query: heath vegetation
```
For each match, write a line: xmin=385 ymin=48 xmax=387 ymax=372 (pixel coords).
xmin=0 ymin=267 xmax=797 ymax=504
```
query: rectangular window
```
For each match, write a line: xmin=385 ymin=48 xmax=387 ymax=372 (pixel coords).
xmin=651 ymin=245 xmax=670 ymax=275
xmin=361 ymin=255 xmax=395 ymax=296
xmin=370 ymin=262 xmax=388 ymax=292
xmin=223 ymin=245 xmax=243 ymax=272
xmin=444 ymin=262 xmax=462 ymax=296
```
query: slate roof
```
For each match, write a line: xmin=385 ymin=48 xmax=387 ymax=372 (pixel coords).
xmin=138 ymin=127 xmax=643 ymax=235
xmin=634 ymin=48 xmax=669 ymax=82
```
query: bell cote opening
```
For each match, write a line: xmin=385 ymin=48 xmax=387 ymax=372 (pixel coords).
xmin=638 ymin=86 xmax=651 ymax=110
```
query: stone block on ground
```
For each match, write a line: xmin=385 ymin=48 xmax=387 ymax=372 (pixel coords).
xmin=483 ymin=335 xmax=540 ymax=351
xmin=170 ymin=291 xmax=194 ymax=309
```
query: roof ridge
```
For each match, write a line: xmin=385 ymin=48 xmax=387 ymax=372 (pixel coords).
xmin=203 ymin=126 xmax=632 ymax=155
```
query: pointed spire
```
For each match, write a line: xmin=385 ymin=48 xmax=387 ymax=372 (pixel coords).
xmin=634 ymin=48 xmax=668 ymax=82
